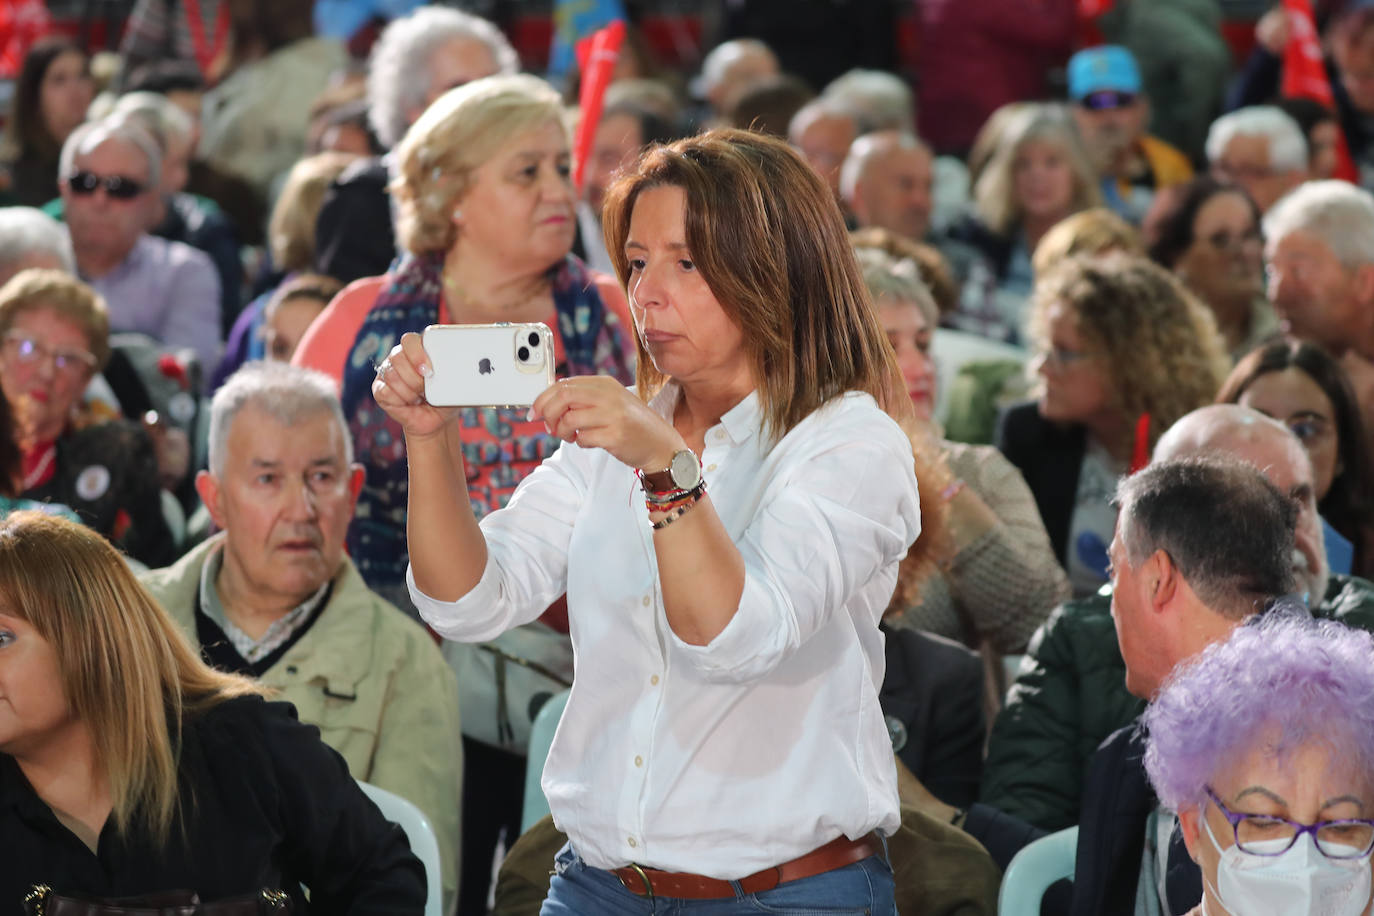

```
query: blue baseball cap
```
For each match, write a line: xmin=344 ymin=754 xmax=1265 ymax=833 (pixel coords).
xmin=1068 ymin=45 xmax=1142 ymax=102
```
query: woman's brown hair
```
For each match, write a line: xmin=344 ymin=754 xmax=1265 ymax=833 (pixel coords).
xmin=602 ymin=128 xmax=909 ymax=440
xmin=1 ymin=37 xmax=87 ymax=161
xmin=0 ymin=511 xmax=265 ymax=843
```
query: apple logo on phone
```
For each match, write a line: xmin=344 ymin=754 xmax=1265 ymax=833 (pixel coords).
xmin=478 ymin=358 xmax=493 ymax=375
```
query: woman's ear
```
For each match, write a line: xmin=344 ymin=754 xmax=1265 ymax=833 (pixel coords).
xmin=1178 ymin=804 xmax=1202 ymax=863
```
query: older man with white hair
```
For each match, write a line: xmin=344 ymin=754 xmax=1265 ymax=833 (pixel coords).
xmin=695 ymin=38 xmax=779 ymax=125
xmin=1206 ymin=105 xmax=1308 ymax=212
xmin=314 ymin=6 xmax=518 ymax=284
xmin=140 ymin=361 xmax=463 ymax=906
xmin=106 ymin=90 xmax=242 ymax=335
xmin=822 ymin=69 xmax=916 ymax=133
xmin=59 ymin=116 xmax=221 ymax=384
xmin=1264 ymin=179 xmax=1374 ymax=429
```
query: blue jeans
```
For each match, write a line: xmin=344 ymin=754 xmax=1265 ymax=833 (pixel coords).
xmin=539 ymin=840 xmax=898 ymax=915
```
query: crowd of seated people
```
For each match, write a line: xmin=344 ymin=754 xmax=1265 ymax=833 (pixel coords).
xmin=2 ymin=2 xmax=1374 ymax=914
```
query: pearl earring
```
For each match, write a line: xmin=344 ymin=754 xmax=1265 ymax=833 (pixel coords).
xmin=453 ymin=209 xmax=464 ymax=221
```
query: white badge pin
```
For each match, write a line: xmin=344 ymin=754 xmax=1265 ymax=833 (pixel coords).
xmin=168 ymin=392 xmax=197 ymax=425
xmin=75 ymin=465 xmax=111 ymax=502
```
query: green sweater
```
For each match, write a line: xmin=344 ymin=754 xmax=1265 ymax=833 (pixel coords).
xmin=980 ymin=575 xmax=1374 ymax=830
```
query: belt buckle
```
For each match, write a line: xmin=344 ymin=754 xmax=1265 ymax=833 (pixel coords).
xmin=619 ymin=862 xmax=655 ymax=899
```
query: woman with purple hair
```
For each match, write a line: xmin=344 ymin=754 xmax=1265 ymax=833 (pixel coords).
xmin=1143 ymin=611 xmax=1374 ymax=916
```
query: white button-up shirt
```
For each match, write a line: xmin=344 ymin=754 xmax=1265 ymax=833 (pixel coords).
xmin=409 ymin=384 xmax=920 ymax=878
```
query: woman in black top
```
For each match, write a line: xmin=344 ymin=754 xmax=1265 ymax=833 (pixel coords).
xmin=1 ymin=37 xmax=93 ymax=208
xmin=0 ymin=511 xmax=425 ymax=912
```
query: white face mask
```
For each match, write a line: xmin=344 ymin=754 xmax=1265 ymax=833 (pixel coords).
xmin=1202 ymin=813 xmax=1373 ymax=916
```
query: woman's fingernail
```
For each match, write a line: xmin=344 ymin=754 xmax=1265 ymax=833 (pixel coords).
xmin=526 ymin=408 xmax=535 ymax=422
xmin=419 ymin=363 xmax=434 ymax=378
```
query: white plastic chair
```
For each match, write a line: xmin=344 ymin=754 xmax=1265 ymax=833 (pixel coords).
xmin=357 ymin=780 xmax=442 ymax=916
xmin=1002 ymin=653 xmax=1026 ymax=699
xmin=520 ymin=688 xmax=570 ymax=833
xmin=931 ymin=327 xmax=1027 ymax=425
xmin=998 ymin=825 xmax=1078 ymax=916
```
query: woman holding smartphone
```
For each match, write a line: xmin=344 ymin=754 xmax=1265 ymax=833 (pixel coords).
xmin=373 ymin=128 xmax=921 ymax=912
xmin=294 ymin=73 xmax=636 ymax=912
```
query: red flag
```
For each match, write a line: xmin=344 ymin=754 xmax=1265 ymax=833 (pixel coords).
xmin=1281 ymin=0 xmax=1359 ymax=182
xmin=0 ymin=0 xmax=52 ymax=79
xmin=571 ymin=20 xmax=625 ymax=195
xmin=1130 ymin=412 xmax=1151 ymax=474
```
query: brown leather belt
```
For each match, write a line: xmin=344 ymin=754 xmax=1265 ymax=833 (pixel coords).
xmin=610 ymin=831 xmax=884 ymax=899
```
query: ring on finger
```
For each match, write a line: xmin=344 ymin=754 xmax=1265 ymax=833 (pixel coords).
xmin=377 ymin=359 xmax=393 ymax=377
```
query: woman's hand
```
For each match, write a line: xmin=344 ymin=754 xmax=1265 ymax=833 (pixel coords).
xmin=1255 ymin=6 xmax=1292 ymax=55
xmin=531 ymin=376 xmax=685 ymax=471
xmin=372 ymin=332 xmax=458 ymax=440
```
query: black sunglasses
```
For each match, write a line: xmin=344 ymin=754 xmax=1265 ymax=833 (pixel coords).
xmin=66 ymin=171 xmax=145 ymax=200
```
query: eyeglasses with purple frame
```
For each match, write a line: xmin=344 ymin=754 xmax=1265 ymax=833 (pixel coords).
xmin=1206 ymin=786 xmax=1374 ymax=859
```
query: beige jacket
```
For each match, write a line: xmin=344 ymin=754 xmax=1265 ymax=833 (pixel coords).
xmin=140 ymin=536 xmax=462 ymax=901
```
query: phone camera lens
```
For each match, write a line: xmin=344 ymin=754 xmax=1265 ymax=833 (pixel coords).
xmin=517 ymin=346 xmax=530 ymax=361
xmin=528 ymin=332 xmax=540 ymax=347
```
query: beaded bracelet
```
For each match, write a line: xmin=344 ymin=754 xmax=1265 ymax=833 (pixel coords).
xmin=650 ymin=488 xmax=704 ymax=530
xmin=644 ymin=480 xmax=706 ymax=512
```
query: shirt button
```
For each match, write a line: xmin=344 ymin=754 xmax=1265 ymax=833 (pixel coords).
xmin=714 ymin=430 xmax=726 ymax=441
xmin=641 ymin=594 xmax=651 ymax=607
xmin=628 ymin=837 xmax=637 ymax=848
xmin=650 ymin=674 xmax=659 ymax=686
xmin=634 ymin=755 xmax=643 ymax=767
xmin=706 ymin=464 xmax=717 ymax=472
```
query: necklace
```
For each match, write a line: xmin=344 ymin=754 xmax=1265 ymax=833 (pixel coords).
xmin=440 ymin=270 xmax=553 ymax=323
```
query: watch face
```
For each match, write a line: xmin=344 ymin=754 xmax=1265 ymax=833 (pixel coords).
xmin=670 ymin=449 xmax=702 ymax=489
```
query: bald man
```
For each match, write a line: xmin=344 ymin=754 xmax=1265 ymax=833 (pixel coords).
xmin=840 ymin=130 xmax=935 ymax=242
xmin=788 ymin=100 xmax=859 ymax=203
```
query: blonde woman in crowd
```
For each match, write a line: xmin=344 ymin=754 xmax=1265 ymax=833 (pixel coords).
xmin=0 ymin=511 xmax=425 ymax=909
xmin=947 ymin=106 xmax=1102 ymax=345
xmin=996 ymin=254 xmax=1231 ymax=596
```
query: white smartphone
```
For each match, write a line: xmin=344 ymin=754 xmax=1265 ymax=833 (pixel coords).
xmin=422 ymin=322 xmax=555 ymax=408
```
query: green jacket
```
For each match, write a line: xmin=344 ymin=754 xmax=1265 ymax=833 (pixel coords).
xmin=979 ymin=575 xmax=1374 ymax=831
xmin=140 ymin=536 xmax=463 ymax=900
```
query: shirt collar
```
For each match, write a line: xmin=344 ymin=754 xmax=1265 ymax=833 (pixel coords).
xmin=198 ymin=542 xmax=331 ymax=663
xmin=648 ymin=381 xmax=762 ymax=446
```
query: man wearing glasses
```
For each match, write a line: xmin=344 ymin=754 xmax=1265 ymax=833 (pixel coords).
xmin=58 ymin=117 xmax=220 ymax=389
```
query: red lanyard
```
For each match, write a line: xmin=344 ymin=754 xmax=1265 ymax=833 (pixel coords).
xmin=180 ymin=0 xmax=230 ymax=78
xmin=21 ymin=441 xmax=56 ymax=492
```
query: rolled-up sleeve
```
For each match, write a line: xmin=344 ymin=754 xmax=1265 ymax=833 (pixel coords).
xmin=407 ymin=440 xmax=589 ymax=642
xmin=669 ymin=416 xmax=920 ymax=683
